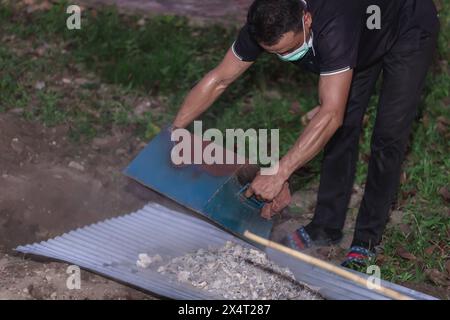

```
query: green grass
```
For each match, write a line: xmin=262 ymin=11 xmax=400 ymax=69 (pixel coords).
xmin=0 ymin=1 xmax=448 ymax=292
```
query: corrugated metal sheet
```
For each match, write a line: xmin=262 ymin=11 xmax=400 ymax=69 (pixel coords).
xmin=15 ymin=203 xmax=437 ymax=300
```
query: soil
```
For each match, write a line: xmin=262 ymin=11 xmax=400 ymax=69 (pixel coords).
xmin=0 ymin=112 xmax=166 ymax=299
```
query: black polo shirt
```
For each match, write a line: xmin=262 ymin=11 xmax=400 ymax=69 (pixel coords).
xmin=232 ymin=0 xmax=439 ymax=75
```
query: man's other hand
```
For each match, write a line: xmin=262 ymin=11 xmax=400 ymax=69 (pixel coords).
xmin=260 ymin=182 xmax=291 ymax=220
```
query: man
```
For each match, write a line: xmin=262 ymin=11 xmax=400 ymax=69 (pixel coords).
xmin=172 ymin=0 xmax=439 ymax=268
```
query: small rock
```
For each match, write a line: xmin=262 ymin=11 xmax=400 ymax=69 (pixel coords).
xmin=137 ymin=18 xmax=147 ymax=26
xmin=68 ymin=161 xmax=85 ymax=171
xmin=62 ymin=78 xmax=72 ymax=84
xmin=389 ymin=210 xmax=404 ymax=226
xmin=35 ymin=81 xmax=46 ymax=90
xmin=11 ymin=138 xmax=25 ymax=154
xmin=50 ymin=292 xmax=57 ymax=300
xmin=35 ymin=45 xmax=48 ymax=56
xmin=134 ymin=100 xmax=152 ymax=117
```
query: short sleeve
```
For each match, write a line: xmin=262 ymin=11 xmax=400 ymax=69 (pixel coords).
xmin=316 ymin=13 xmax=362 ymax=76
xmin=232 ymin=24 xmax=263 ymax=62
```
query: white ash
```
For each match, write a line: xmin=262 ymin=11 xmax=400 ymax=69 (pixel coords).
xmin=156 ymin=241 xmax=323 ymax=300
xmin=136 ymin=254 xmax=163 ymax=269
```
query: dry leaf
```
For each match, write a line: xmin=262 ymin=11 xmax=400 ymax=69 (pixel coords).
xmin=424 ymin=245 xmax=437 ymax=256
xmin=436 ymin=122 xmax=449 ymax=136
xmin=425 ymin=269 xmax=450 ymax=287
xmin=376 ymin=254 xmax=386 ymax=264
xmin=439 ymin=187 xmax=450 ymax=202
xmin=437 ymin=115 xmax=450 ymax=126
xmin=396 ymin=247 xmax=417 ymax=261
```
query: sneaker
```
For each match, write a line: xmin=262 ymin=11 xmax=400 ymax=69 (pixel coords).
xmin=282 ymin=226 xmax=343 ymax=251
xmin=341 ymin=246 xmax=376 ymax=271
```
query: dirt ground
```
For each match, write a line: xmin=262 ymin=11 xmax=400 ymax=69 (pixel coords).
xmin=0 ymin=112 xmax=167 ymax=299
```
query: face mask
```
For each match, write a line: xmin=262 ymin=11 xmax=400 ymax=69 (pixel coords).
xmin=277 ymin=15 xmax=312 ymax=62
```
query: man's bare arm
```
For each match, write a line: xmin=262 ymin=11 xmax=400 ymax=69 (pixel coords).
xmin=245 ymin=70 xmax=353 ymax=201
xmin=278 ymin=70 xmax=353 ymax=180
xmin=172 ymin=48 xmax=253 ymax=129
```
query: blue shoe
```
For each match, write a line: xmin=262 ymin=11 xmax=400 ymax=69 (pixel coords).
xmin=282 ymin=226 xmax=342 ymax=251
xmin=341 ymin=246 xmax=376 ymax=270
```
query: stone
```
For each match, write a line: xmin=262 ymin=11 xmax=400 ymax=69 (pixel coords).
xmin=35 ymin=81 xmax=46 ymax=90
xmin=11 ymin=138 xmax=25 ymax=154
xmin=68 ymin=161 xmax=85 ymax=171
xmin=134 ymin=99 xmax=152 ymax=117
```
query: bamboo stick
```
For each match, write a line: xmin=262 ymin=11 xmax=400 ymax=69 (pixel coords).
xmin=244 ymin=230 xmax=413 ymax=300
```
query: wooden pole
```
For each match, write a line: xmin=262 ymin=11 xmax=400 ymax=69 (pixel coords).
xmin=244 ymin=230 xmax=413 ymax=300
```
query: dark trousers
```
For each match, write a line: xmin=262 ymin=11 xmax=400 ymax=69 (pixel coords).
xmin=309 ymin=25 xmax=439 ymax=249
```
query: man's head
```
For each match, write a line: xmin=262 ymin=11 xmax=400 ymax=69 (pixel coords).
xmin=247 ymin=0 xmax=312 ymax=56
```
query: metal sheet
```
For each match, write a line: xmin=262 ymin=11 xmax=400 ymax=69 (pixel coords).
xmin=15 ymin=203 xmax=437 ymax=300
xmin=123 ymin=128 xmax=273 ymax=239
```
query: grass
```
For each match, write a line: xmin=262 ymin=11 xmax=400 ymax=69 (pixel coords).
xmin=0 ymin=1 xmax=448 ymax=293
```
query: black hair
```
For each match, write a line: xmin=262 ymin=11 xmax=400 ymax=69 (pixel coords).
xmin=247 ymin=0 xmax=305 ymax=46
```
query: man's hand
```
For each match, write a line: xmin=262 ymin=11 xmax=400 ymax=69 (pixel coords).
xmin=245 ymin=172 xmax=292 ymax=220
xmin=245 ymin=172 xmax=286 ymax=202
xmin=260 ymin=182 xmax=291 ymax=220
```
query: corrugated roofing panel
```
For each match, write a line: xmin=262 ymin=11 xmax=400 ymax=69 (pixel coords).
xmin=15 ymin=203 xmax=438 ymax=300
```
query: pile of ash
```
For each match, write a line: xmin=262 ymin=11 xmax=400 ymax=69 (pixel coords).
xmin=139 ymin=241 xmax=323 ymax=300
